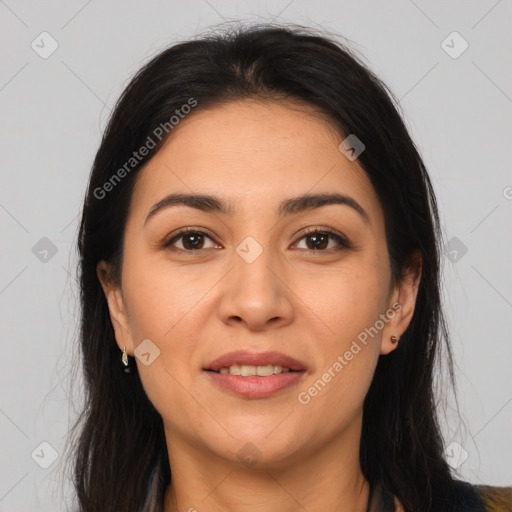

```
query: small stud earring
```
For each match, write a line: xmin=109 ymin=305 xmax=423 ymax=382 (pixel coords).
xmin=122 ymin=346 xmax=132 ymax=373
xmin=391 ymin=335 xmax=399 ymax=344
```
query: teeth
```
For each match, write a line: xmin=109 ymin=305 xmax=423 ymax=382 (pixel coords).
xmin=257 ymin=365 xmax=274 ymax=377
xmin=216 ymin=364 xmax=293 ymax=376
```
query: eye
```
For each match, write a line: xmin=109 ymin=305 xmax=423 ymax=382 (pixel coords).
xmin=161 ymin=227 xmax=353 ymax=254
xmin=162 ymin=228 xmax=219 ymax=252
xmin=293 ymin=228 xmax=352 ymax=252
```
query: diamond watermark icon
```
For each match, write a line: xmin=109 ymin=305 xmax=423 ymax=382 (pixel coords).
xmin=443 ymin=441 xmax=469 ymax=469
xmin=237 ymin=442 xmax=262 ymax=467
xmin=441 ymin=31 xmax=469 ymax=60
xmin=236 ymin=236 xmax=263 ymax=264
xmin=31 ymin=31 xmax=59 ymax=59
xmin=338 ymin=134 xmax=365 ymax=161
xmin=32 ymin=237 xmax=58 ymax=263
xmin=31 ymin=441 xmax=59 ymax=469
xmin=446 ymin=236 xmax=468 ymax=263
xmin=134 ymin=338 xmax=161 ymax=366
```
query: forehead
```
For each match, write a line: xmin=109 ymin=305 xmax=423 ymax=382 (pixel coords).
xmin=129 ymin=100 xmax=383 ymax=226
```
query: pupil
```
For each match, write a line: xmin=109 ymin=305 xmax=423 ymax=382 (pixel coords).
xmin=308 ymin=234 xmax=327 ymax=250
xmin=184 ymin=234 xmax=203 ymax=250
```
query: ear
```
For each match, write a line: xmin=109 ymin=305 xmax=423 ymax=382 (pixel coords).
xmin=380 ymin=250 xmax=422 ymax=355
xmin=96 ymin=260 xmax=134 ymax=356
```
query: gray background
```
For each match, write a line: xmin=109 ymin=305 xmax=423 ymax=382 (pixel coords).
xmin=1 ymin=1 xmax=511 ymax=510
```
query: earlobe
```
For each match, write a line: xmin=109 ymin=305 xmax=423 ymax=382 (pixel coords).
xmin=380 ymin=333 xmax=401 ymax=355
xmin=96 ymin=261 xmax=133 ymax=354
xmin=380 ymin=251 xmax=422 ymax=355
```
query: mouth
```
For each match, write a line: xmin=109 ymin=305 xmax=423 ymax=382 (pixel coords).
xmin=204 ymin=350 xmax=306 ymax=372
xmin=203 ymin=350 xmax=307 ymax=398
xmin=206 ymin=364 xmax=300 ymax=376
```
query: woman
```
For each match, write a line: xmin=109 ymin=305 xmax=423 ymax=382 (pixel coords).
xmin=67 ymin=23 xmax=511 ymax=511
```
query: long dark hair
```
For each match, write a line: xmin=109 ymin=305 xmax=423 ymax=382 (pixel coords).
xmin=66 ymin=22 xmax=466 ymax=511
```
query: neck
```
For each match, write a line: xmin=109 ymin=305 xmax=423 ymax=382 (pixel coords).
xmin=163 ymin=418 xmax=373 ymax=512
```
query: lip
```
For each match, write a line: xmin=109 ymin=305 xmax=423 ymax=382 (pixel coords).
xmin=205 ymin=371 xmax=307 ymax=399
xmin=204 ymin=350 xmax=306 ymax=372
xmin=203 ymin=350 xmax=308 ymax=399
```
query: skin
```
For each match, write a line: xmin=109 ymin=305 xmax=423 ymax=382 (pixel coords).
xmin=97 ymin=99 xmax=420 ymax=512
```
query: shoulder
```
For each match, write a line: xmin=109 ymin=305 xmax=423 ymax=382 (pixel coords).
xmin=451 ymin=479 xmax=512 ymax=512
xmin=474 ymin=483 xmax=512 ymax=512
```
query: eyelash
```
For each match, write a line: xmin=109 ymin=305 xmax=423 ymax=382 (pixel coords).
xmin=161 ymin=226 xmax=353 ymax=254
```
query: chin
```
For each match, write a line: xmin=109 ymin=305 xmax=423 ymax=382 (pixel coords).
xmin=207 ymin=428 xmax=307 ymax=470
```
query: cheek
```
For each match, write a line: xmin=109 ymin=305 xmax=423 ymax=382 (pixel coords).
xmin=121 ymin=249 xmax=212 ymax=343
xmin=120 ymin=255 xmax=212 ymax=436
xmin=310 ymin=261 xmax=390 ymax=340
xmin=296 ymin=275 xmax=384 ymax=429
xmin=297 ymin=261 xmax=388 ymax=406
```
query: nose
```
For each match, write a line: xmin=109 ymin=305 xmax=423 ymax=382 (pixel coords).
xmin=216 ymin=243 xmax=295 ymax=332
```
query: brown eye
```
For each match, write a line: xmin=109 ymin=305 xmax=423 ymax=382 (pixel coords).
xmin=179 ymin=232 xmax=206 ymax=250
xmin=303 ymin=232 xmax=330 ymax=250
xmin=294 ymin=228 xmax=352 ymax=252
xmin=163 ymin=228 xmax=218 ymax=252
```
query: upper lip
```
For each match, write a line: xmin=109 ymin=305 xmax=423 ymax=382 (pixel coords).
xmin=204 ymin=350 xmax=306 ymax=372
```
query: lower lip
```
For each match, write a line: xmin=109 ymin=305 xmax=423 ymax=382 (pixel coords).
xmin=204 ymin=370 xmax=306 ymax=398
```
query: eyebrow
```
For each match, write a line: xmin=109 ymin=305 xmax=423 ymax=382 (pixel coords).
xmin=144 ymin=192 xmax=370 ymax=226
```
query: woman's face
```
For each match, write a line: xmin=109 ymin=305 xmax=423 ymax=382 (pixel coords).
xmin=98 ymin=99 xmax=420 ymax=468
